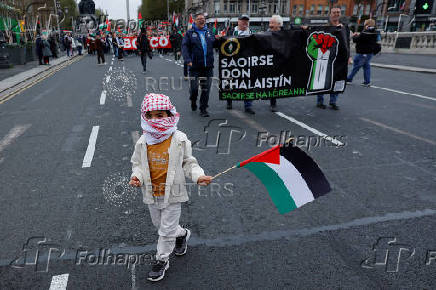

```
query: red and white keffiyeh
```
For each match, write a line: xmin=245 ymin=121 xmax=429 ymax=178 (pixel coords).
xmin=140 ymin=93 xmax=180 ymax=145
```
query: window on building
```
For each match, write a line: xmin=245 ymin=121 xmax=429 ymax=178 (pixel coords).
xmin=237 ymin=2 xmax=241 ymax=13
xmin=341 ymin=5 xmax=346 ymax=14
xmin=359 ymin=5 xmax=364 ymax=14
xmin=310 ymin=4 xmax=315 ymax=15
xmin=214 ymin=1 xmax=220 ymax=14
xmin=353 ymin=4 xmax=358 ymax=15
xmin=224 ymin=2 xmax=227 ymax=12
xmin=299 ymin=5 xmax=304 ymax=15
xmin=318 ymin=5 xmax=323 ymax=15
xmin=324 ymin=5 xmax=329 ymax=15
xmin=366 ymin=4 xmax=371 ymax=14
xmin=229 ymin=2 xmax=235 ymax=13
xmin=252 ymin=2 xmax=258 ymax=13
xmin=293 ymin=5 xmax=297 ymax=15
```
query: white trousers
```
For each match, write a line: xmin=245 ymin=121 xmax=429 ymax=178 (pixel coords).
xmin=148 ymin=199 xmax=186 ymax=262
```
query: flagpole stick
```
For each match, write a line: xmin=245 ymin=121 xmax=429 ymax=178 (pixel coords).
xmin=211 ymin=165 xmax=237 ymax=180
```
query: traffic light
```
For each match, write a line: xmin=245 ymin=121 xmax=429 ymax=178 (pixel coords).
xmin=415 ymin=0 xmax=433 ymax=14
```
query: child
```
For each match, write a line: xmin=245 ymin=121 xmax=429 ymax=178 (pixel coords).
xmin=129 ymin=93 xmax=212 ymax=282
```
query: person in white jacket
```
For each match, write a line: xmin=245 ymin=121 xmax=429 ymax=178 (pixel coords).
xmin=129 ymin=93 xmax=212 ymax=282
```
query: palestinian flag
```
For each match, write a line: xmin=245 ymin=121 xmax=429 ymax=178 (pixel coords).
xmin=238 ymin=145 xmax=331 ymax=214
xmin=138 ymin=12 xmax=144 ymax=29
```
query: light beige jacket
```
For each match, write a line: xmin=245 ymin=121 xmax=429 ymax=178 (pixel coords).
xmin=130 ymin=130 xmax=205 ymax=205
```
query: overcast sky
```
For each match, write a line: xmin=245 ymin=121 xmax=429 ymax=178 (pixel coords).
xmin=76 ymin=0 xmax=142 ymax=20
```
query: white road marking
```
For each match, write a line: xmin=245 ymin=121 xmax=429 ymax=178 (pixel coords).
xmin=360 ymin=117 xmax=436 ymax=146
xmin=127 ymin=95 xmax=133 ymax=107
xmin=106 ymin=75 xmax=111 ymax=83
xmin=0 ymin=124 xmax=31 ymax=153
xmin=275 ymin=112 xmax=344 ymax=146
xmin=108 ymin=66 xmax=112 ymax=71
xmin=228 ymin=110 xmax=267 ymax=132
xmin=49 ymin=274 xmax=69 ymax=290
xmin=82 ymin=126 xmax=100 ymax=168
xmin=370 ymin=85 xmax=436 ymax=102
xmin=100 ymin=90 xmax=107 ymax=105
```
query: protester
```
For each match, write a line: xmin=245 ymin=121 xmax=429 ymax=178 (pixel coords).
xmin=170 ymin=30 xmax=183 ymax=64
xmin=347 ymin=19 xmax=380 ymax=87
xmin=41 ymin=35 xmax=52 ymax=65
xmin=48 ymin=33 xmax=58 ymax=59
xmin=137 ymin=29 xmax=152 ymax=73
xmin=182 ymin=13 xmax=218 ymax=117
xmin=76 ymin=36 xmax=83 ymax=55
xmin=64 ymin=34 xmax=72 ymax=57
xmin=316 ymin=6 xmax=351 ymax=110
xmin=95 ymin=34 xmax=106 ymax=65
xmin=116 ymin=33 xmax=124 ymax=60
xmin=129 ymin=93 xmax=211 ymax=282
xmin=35 ymin=34 xmax=43 ymax=65
xmin=71 ymin=34 xmax=76 ymax=56
xmin=267 ymin=15 xmax=284 ymax=112
xmin=226 ymin=15 xmax=255 ymax=114
xmin=112 ymin=32 xmax=119 ymax=57
xmin=106 ymin=33 xmax=113 ymax=54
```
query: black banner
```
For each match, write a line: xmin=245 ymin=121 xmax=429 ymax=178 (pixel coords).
xmin=218 ymin=26 xmax=349 ymax=101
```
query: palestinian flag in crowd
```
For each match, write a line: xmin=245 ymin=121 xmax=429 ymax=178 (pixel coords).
xmin=238 ymin=145 xmax=331 ymax=214
xmin=212 ymin=18 xmax=218 ymax=35
xmin=138 ymin=12 xmax=144 ymax=29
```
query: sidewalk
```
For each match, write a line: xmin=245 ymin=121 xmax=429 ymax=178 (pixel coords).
xmin=0 ymin=54 xmax=78 ymax=93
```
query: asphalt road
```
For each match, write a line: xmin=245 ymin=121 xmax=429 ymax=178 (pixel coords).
xmin=0 ymin=51 xmax=435 ymax=289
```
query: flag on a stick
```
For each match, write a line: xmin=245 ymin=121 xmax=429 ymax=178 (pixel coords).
xmin=236 ymin=145 xmax=331 ymax=214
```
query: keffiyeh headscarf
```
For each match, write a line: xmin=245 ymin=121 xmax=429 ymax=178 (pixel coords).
xmin=141 ymin=93 xmax=180 ymax=145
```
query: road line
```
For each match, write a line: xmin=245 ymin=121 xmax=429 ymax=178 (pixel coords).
xmin=360 ymin=117 xmax=436 ymax=146
xmin=49 ymin=274 xmax=69 ymax=290
xmin=108 ymin=66 xmax=112 ymax=71
xmin=100 ymin=90 xmax=107 ymax=105
xmin=275 ymin=112 xmax=344 ymax=146
xmin=106 ymin=75 xmax=111 ymax=83
xmin=0 ymin=124 xmax=31 ymax=153
xmin=82 ymin=126 xmax=100 ymax=168
xmin=370 ymin=85 xmax=436 ymax=102
xmin=228 ymin=110 xmax=268 ymax=132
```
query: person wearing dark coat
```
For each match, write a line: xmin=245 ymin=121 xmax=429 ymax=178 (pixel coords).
xmin=95 ymin=34 xmax=106 ymax=65
xmin=182 ymin=13 xmax=219 ymax=117
xmin=35 ymin=35 xmax=43 ymax=65
xmin=347 ymin=19 xmax=380 ymax=87
xmin=41 ymin=35 xmax=52 ymax=64
xmin=137 ymin=29 xmax=152 ymax=72
xmin=48 ymin=34 xmax=58 ymax=58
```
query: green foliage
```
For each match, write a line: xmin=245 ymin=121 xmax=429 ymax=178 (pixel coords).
xmin=139 ymin=0 xmax=184 ymax=21
xmin=60 ymin=0 xmax=79 ymax=30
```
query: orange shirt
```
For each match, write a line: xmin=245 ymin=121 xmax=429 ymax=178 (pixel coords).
xmin=147 ymin=136 xmax=172 ymax=196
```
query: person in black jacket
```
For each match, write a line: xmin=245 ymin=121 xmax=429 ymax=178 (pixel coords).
xmin=137 ymin=29 xmax=152 ymax=72
xmin=347 ymin=19 xmax=379 ymax=87
xmin=35 ymin=34 xmax=43 ymax=65
xmin=182 ymin=13 xmax=219 ymax=117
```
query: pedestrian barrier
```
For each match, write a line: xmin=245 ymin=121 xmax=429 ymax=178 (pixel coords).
xmin=379 ymin=32 xmax=436 ymax=54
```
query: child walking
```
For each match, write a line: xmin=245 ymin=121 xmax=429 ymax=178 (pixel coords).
xmin=129 ymin=93 xmax=212 ymax=282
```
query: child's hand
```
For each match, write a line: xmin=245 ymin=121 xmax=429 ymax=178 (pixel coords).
xmin=197 ymin=175 xmax=212 ymax=186
xmin=129 ymin=176 xmax=141 ymax=187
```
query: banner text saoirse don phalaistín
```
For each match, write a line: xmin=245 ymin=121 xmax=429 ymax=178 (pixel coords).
xmin=218 ymin=27 xmax=350 ymax=101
